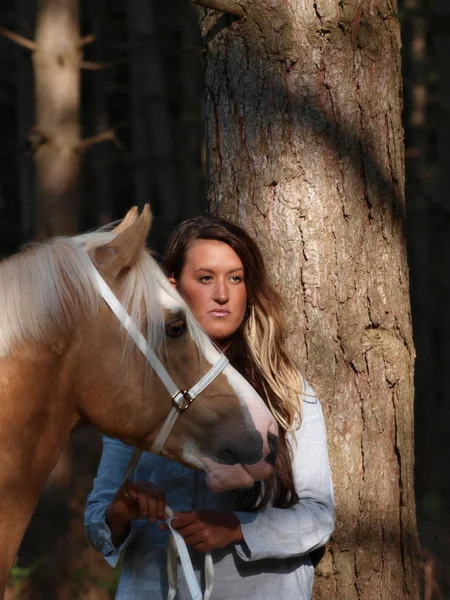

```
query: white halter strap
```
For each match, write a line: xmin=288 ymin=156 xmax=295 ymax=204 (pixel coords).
xmin=89 ymin=262 xmax=225 ymax=600
xmin=90 ymin=265 xmax=228 ymax=456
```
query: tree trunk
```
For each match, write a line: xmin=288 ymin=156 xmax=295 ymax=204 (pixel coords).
xmin=33 ymin=0 xmax=81 ymax=238
xmin=128 ymin=0 xmax=180 ymax=250
xmin=201 ymin=1 xmax=419 ymax=597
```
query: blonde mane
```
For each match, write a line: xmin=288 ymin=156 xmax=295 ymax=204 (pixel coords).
xmin=0 ymin=230 xmax=208 ymax=361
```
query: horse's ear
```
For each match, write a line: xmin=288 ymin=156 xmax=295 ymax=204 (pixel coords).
xmin=112 ymin=206 xmax=139 ymax=234
xmin=93 ymin=204 xmax=152 ymax=281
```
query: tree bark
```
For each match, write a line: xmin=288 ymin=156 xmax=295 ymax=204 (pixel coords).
xmin=33 ymin=0 xmax=81 ymax=238
xmin=201 ymin=0 xmax=420 ymax=597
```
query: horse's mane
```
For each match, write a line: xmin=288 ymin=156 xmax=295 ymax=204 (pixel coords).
xmin=0 ymin=230 xmax=208 ymax=361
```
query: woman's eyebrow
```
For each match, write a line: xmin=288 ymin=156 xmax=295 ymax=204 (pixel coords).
xmin=194 ymin=267 xmax=244 ymax=274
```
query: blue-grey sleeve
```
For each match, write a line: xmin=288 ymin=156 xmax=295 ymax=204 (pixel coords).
xmin=233 ymin=384 xmax=335 ymax=562
xmin=84 ymin=436 xmax=136 ymax=567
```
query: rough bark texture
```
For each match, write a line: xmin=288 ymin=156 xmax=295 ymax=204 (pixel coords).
xmin=33 ymin=0 xmax=81 ymax=237
xmin=201 ymin=0 xmax=419 ymax=597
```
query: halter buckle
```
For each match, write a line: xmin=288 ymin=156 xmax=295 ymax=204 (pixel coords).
xmin=172 ymin=390 xmax=194 ymax=412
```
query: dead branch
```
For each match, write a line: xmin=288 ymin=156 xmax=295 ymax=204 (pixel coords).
xmin=180 ymin=46 xmax=207 ymax=53
xmin=76 ymin=129 xmax=123 ymax=152
xmin=27 ymin=126 xmax=51 ymax=153
xmin=81 ymin=60 xmax=126 ymax=71
xmin=79 ymin=34 xmax=96 ymax=48
xmin=0 ymin=25 xmax=37 ymax=51
xmin=190 ymin=0 xmax=245 ymax=18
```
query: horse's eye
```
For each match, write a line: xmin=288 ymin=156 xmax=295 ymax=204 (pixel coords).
xmin=166 ymin=319 xmax=187 ymax=338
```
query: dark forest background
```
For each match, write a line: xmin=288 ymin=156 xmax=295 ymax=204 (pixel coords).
xmin=0 ymin=0 xmax=448 ymax=597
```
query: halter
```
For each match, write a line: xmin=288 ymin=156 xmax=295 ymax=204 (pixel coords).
xmin=89 ymin=261 xmax=226 ymax=600
xmin=89 ymin=264 xmax=229 ymax=457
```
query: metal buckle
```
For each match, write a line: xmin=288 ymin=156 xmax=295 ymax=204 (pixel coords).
xmin=172 ymin=390 xmax=194 ymax=412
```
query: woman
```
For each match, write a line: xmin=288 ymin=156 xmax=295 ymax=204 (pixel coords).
xmin=85 ymin=215 xmax=335 ymax=599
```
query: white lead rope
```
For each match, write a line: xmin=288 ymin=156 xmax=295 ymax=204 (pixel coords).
xmin=120 ymin=459 xmax=214 ymax=600
xmin=166 ymin=507 xmax=214 ymax=600
xmin=88 ymin=262 xmax=223 ymax=600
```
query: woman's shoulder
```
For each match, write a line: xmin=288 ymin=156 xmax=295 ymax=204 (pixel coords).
xmin=299 ymin=375 xmax=319 ymax=405
xmin=290 ymin=374 xmax=325 ymax=433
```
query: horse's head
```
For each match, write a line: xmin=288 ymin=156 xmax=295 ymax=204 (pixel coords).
xmin=74 ymin=206 xmax=279 ymax=491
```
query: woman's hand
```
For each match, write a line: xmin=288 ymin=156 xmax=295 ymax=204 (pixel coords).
xmin=170 ymin=511 xmax=243 ymax=552
xmin=109 ymin=481 xmax=167 ymax=523
xmin=106 ymin=481 xmax=167 ymax=548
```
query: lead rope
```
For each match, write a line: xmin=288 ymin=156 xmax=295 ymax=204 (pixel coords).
xmin=166 ymin=507 xmax=214 ymax=600
xmin=121 ymin=451 xmax=214 ymax=600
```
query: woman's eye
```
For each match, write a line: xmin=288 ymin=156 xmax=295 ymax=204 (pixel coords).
xmin=199 ymin=275 xmax=212 ymax=283
xmin=166 ymin=320 xmax=187 ymax=338
xmin=230 ymin=276 xmax=242 ymax=283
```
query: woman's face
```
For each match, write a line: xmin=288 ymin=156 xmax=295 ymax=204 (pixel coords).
xmin=172 ymin=239 xmax=248 ymax=349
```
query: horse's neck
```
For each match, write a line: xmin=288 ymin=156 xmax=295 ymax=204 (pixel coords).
xmin=0 ymin=350 xmax=79 ymax=591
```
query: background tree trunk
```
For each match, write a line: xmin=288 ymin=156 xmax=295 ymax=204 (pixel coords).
xmin=201 ymin=0 xmax=419 ymax=597
xmin=33 ymin=0 xmax=81 ymax=237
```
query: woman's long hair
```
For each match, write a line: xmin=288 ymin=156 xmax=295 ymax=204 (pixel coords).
xmin=163 ymin=215 xmax=303 ymax=509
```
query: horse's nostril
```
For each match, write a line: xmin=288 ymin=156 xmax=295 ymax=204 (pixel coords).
xmin=265 ymin=432 xmax=279 ymax=466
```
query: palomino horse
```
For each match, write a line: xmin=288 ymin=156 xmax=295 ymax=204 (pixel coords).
xmin=0 ymin=205 xmax=278 ymax=595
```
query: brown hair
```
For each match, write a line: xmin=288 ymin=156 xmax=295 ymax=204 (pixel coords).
xmin=163 ymin=215 xmax=303 ymax=509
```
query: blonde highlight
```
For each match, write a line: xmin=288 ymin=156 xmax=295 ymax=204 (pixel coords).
xmin=245 ymin=304 xmax=303 ymax=433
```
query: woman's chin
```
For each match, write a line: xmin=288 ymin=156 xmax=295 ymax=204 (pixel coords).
xmin=201 ymin=318 xmax=239 ymax=343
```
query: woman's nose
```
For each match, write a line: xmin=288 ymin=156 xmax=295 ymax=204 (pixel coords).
xmin=213 ymin=280 xmax=229 ymax=304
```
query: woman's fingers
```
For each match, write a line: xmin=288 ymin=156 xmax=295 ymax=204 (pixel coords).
xmin=171 ymin=511 xmax=197 ymax=529
xmin=183 ymin=531 xmax=205 ymax=547
xmin=121 ymin=482 xmax=167 ymax=521
xmin=136 ymin=486 xmax=150 ymax=518
xmin=145 ymin=484 xmax=166 ymax=520
xmin=191 ymin=542 xmax=209 ymax=552
xmin=147 ymin=493 xmax=164 ymax=522
xmin=175 ymin=522 xmax=201 ymax=538
xmin=158 ymin=494 xmax=167 ymax=520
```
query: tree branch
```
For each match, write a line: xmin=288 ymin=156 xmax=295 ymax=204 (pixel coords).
xmin=0 ymin=25 xmax=37 ymax=51
xmin=80 ymin=60 xmax=125 ymax=70
xmin=180 ymin=46 xmax=207 ymax=53
xmin=79 ymin=34 xmax=96 ymax=48
xmin=190 ymin=0 xmax=245 ymax=18
xmin=76 ymin=129 xmax=123 ymax=152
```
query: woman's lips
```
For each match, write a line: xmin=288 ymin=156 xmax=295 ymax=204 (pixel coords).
xmin=209 ymin=309 xmax=230 ymax=317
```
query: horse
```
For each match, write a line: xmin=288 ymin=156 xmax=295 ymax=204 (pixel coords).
xmin=0 ymin=205 xmax=279 ymax=595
